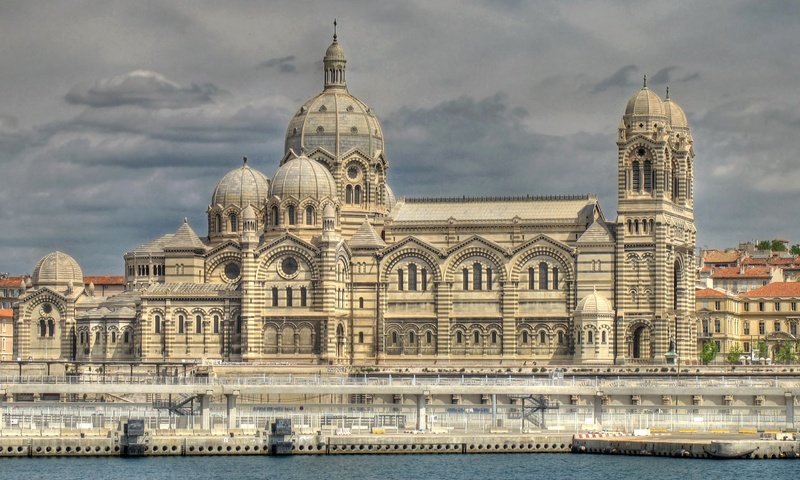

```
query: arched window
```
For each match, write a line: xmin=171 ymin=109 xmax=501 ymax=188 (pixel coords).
xmin=215 ymin=214 xmax=222 ymax=233
xmin=235 ymin=315 xmax=242 ymax=334
xmin=539 ymin=330 xmax=546 ymax=344
xmin=672 ymin=161 xmax=679 ymax=199
xmin=558 ymin=331 xmax=564 ymax=345
xmin=213 ymin=315 xmax=219 ymax=334
xmin=539 ymin=262 xmax=549 ymax=290
xmin=305 ymin=206 xmax=315 ymax=225
xmin=421 ymin=269 xmax=428 ymax=291
xmin=409 ymin=331 xmax=415 ymax=344
xmin=48 ymin=318 xmax=55 ymax=337
xmin=288 ymin=205 xmax=296 ymax=225
xmin=601 ymin=330 xmax=607 ymax=344
xmin=286 ymin=287 xmax=293 ymax=307
xmin=359 ymin=297 xmax=364 ymax=309
xmin=522 ymin=331 xmax=529 ymax=344
xmin=272 ymin=206 xmax=279 ymax=226
xmin=229 ymin=213 xmax=238 ymax=232
xmin=346 ymin=185 xmax=353 ymax=204
xmin=473 ymin=263 xmax=482 ymax=291
xmin=195 ymin=315 xmax=202 ymax=334
xmin=95 ymin=331 xmax=101 ymax=343
xmin=391 ymin=331 xmax=398 ymax=345
xmin=490 ymin=331 xmax=497 ymax=344
xmin=301 ymin=287 xmax=308 ymax=307
xmin=632 ymin=160 xmax=641 ymax=190
xmin=178 ymin=315 xmax=185 ymax=334
xmin=473 ymin=331 xmax=480 ymax=345
xmin=408 ymin=264 xmax=417 ymax=291
xmin=456 ymin=331 xmax=463 ymax=344
xmin=354 ymin=185 xmax=362 ymax=204
xmin=462 ymin=268 xmax=469 ymax=290
xmin=426 ymin=331 xmax=433 ymax=344
xmin=111 ymin=331 xmax=117 ymax=343
xmin=643 ymin=160 xmax=653 ymax=192
xmin=124 ymin=331 xmax=130 ymax=343
xmin=155 ymin=314 xmax=161 ymax=334
xmin=588 ymin=330 xmax=594 ymax=344
xmin=272 ymin=287 xmax=279 ymax=306
xmin=486 ymin=268 xmax=493 ymax=290
xmin=552 ymin=267 xmax=559 ymax=290
xmin=528 ymin=267 xmax=535 ymax=290
xmin=397 ymin=269 xmax=404 ymax=291
xmin=39 ymin=319 xmax=46 ymax=337
xmin=358 ymin=332 xmax=364 ymax=343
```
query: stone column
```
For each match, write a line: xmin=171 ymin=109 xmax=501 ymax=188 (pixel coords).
xmin=226 ymin=391 xmax=239 ymax=430
xmin=416 ymin=393 xmax=428 ymax=431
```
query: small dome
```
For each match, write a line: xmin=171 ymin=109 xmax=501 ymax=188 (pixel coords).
xmin=242 ymin=204 xmax=257 ymax=222
xmin=624 ymin=86 xmax=664 ymax=118
xmin=325 ymin=40 xmax=346 ymax=62
xmin=211 ymin=159 xmax=269 ymax=209
xmin=270 ymin=154 xmax=337 ymax=201
xmin=323 ymin=203 xmax=336 ymax=218
xmin=32 ymin=251 xmax=84 ymax=289
xmin=384 ymin=184 xmax=397 ymax=210
xmin=575 ymin=289 xmax=613 ymax=315
xmin=663 ymin=98 xmax=689 ymax=130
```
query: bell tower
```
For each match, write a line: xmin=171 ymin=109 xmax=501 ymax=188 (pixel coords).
xmin=615 ymin=78 xmax=696 ymax=363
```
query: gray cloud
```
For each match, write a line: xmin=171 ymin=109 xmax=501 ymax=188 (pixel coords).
xmin=65 ymin=70 xmax=223 ymax=109
xmin=259 ymin=55 xmax=297 ymax=73
xmin=592 ymin=65 xmax=639 ymax=93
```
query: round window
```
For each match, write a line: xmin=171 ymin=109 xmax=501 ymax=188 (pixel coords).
xmin=42 ymin=303 xmax=52 ymax=314
xmin=281 ymin=257 xmax=299 ymax=276
xmin=347 ymin=165 xmax=360 ymax=180
xmin=224 ymin=262 xmax=241 ymax=280
xmin=637 ymin=148 xmax=646 ymax=157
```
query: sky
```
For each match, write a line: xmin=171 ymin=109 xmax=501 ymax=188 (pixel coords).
xmin=1 ymin=0 xmax=800 ymax=275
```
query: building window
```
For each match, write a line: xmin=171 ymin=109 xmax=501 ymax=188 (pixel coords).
xmin=473 ymin=331 xmax=480 ymax=345
xmin=714 ymin=319 xmax=721 ymax=333
xmin=426 ymin=331 xmax=433 ymax=344
xmin=759 ymin=321 xmax=765 ymax=335
xmin=588 ymin=330 xmax=594 ymax=344
xmin=354 ymin=185 xmax=362 ymax=204
xmin=552 ymin=267 xmax=559 ymax=290
xmin=643 ymin=160 xmax=653 ymax=192
xmin=272 ymin=206 xmax=279 ymax=226
xmin=490 ymin=331 xmax=498 ymax=344
xmin=358 ymin=331 xmax=364 ymax=344
xmin=792 ymin=323 xmax=798 ymax=336
xmin=305 ymin=206 xmax=315 ymax=225
xmin=743 ymin=321 xmax=750 ymax=335
xmin=215 ymin=214 xmax=222 ymax=233
xmin=539 ymin=330 xmax=546 ymax=344
xmin=391 ymin=331 xmax=398 ymax=345
xmin=213 ymin=315 xmax=220 ymax=334
xmin=39 ymin=319 xmax=46 ymax=337
xmin=398 ymin=269 xmax=404 ymax=291
xmin=456 ymin=331 xmax=463 ymax=344
xmin=124 ymin=331 xmax=130 ymax=343
xmin=272 ymin=287 xmax=279 ymax=307
xmin=775 ymin=302 xmax=781 ymax=312
xmin=111 ymin=331 xmax=117 ymax=343
xmin=743 ymin=342 xmax=751 ymax=353
xmin=714 ymin=340 xmax=721 ymax=352
xmin=288 ymin=205 xmax=296 ymax=225
xmin=196 ymin=315 xmax=202 ymax=334
xmin=758 ymin=302 xmax=765 ymax=312
xmin=744 ymin=302 xmax=750 ymax=312
xmin=408 ymin=264 xmax=417 ymax=291
xmin=539 ymin=262 xmax=548 ymax=290
xmin=774 ymin=321 xmax=781 ymax=332
xmin=155 ymin=315 xmax=161 ymax=334
xmin=301 ymin=288 xmax=308 ymax=307
xmin=632 ymin=160 xmax=641 ymax=190
xmin=421 ymin=269 xmax=428 ymax=291
xmin=522 ymin=331 xmax=529 ymax=344
xmin=714 ymin=301 xmax=721 ymax=311
xmin=178 ymin=315 xmax=185 ymax=334
xmin=793 ymin=302 xmax=797 ymax=312
xmin=346 ymin=185 xmax=353 ymax=204
xmin=286 ymin=287 xmax=293 ymax=307
xmin=528 ymin=267 xmax=535 ymax=290
xmin=462 ymin=269 xmax=469 ymax=290
xmin=473 ymin=263 xmax=482 ymax=291
xmin=359 ymin=297 xmax=364 ymax=309
xmin=229 ymin=213 xmax=238 ymax=232
xmin=486 ymin=268 xmax=493 ymax=291
xmin=235 ymin=316 xmax=242 ymax=334
xmin=601 ymin=330 xmax=607 ymax=344
xmin=408 ymin=331 xmax=415 ymax=344
xmin=558 ymin=331 xmax=564 ymax=345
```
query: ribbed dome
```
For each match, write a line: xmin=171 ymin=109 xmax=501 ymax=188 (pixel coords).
xmin=325 ymin=40 xmax=346 ymax=62
xmin=32 ymin=251 xmax=83 ymax=288
xmin=384 ymin=184 xmax=397 ymax=210
xmin=211 ymin=159 xmax=269 ymax=209
xmin=663 ymin=98 xmax=689 ymax=129
xmin=270 ymin=154 xmax=337 ymax=201
xmin=242 ymin=204 xmax=257 ymax=222
xmin=624 ymin=87 xmax=665 ymax=118
xmin=575 ymin=290 xmax=613 ymax=314
xmin=285 ymin=90 xmax=384 ymax=158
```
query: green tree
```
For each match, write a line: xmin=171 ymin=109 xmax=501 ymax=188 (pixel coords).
xmin=701 ymin=340 xmax=719 ymax=364
xmin=791 ymin=244 xmax=800 ymax=256
xmin=757 ymin=240 xmax=772 ymax=251
xmin=775 ymin=342 xmax=796 ymax=364
xmin=771 ymin=239 xmax=787 ymax=252
xmin=756 ymin=340 xmax=768 ymax=359
xmin=726 ymin=343 xmax=743 ymax=364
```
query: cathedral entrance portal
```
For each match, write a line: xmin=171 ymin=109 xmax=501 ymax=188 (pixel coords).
xmin=630 ymin=325 xmax=651 ymax=360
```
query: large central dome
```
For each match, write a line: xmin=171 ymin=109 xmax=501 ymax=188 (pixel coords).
xmin=284 ymin=35 xmax=384 ymax=158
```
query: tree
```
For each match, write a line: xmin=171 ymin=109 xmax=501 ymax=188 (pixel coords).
xmin=726 ymin=343 xmax=743 ymax=364
xmin=775 ymin=342 xmax=796 ymax=364
xmin=756 ymin=240 xmax=772 ymax=251
xmin=701 ymin=340 xmax=719 ymax=365
xmin=771 ymin=239 xmax=787 ymax=252
xmin=756 ymin=340 xmax=768 ymax=359
xmin=791 ymin=244 xmax=800 ymax=256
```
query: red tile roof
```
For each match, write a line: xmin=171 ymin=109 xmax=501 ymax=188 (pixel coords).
xmin=696 ymin=288 xmax=729 ymax=298
xmin=743 ymin=282 xmax=800 ymax=298
xmin=0 ymin=276 xmax=27 ymax=288
xmin=703 ymin=251 xmax=740 ymax=264
xmin=710 ymin=266 xmax=773 ymax=279
xmin=0 ymin=308 xmax=12 ymax=318
xmin=83 ymin=276 xmax=125 ymax=285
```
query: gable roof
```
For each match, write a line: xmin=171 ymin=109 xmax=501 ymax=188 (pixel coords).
xmin=742 ymin=282 xmax=800 ymax=298
xmin=164 ymin=220 xmax=207 ymax=250
xmin=695 ymin=288 xmax=729 ymax=299
xmin=350 ymin=218 xmax=386 ymax=249
xmin=710 ymin=266 xmax=772 ymax=279
xmin=577 ymin=220 xmax=614 ymax=244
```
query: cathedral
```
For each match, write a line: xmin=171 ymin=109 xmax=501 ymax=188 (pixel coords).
xmin=13 ymin=32 xmax=698 ymax=366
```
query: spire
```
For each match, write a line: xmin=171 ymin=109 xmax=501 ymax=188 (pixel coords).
xmin=665 ymin=86 xmax=670 ymax=100
xmin=243 ymin=156 xmax=248 ymax=165
xmin=323 ymin=20 xmax=347 ymax=90
xmin=643 ymin=74 xmax=647 ymax=88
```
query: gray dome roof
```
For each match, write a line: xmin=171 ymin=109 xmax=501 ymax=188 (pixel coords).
xmin=575 ymin=289 xmax=613 ymax=314
xmin=384 ymin=184 xmax=397 ymax=210
xmin=211 ymin=159 xmax=269 ymax=209
xmin=270 ymin=154 xmax=337 ymax=201
xmin=663 ymin=98 xmax=689 ymax=130
xmin=285 ymin=90 xmax=384 ymax=158
xmin=32 ymin=251 xmax=83 ymax=288
xmin=624 ymin=87 xmax=664 ymax=118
